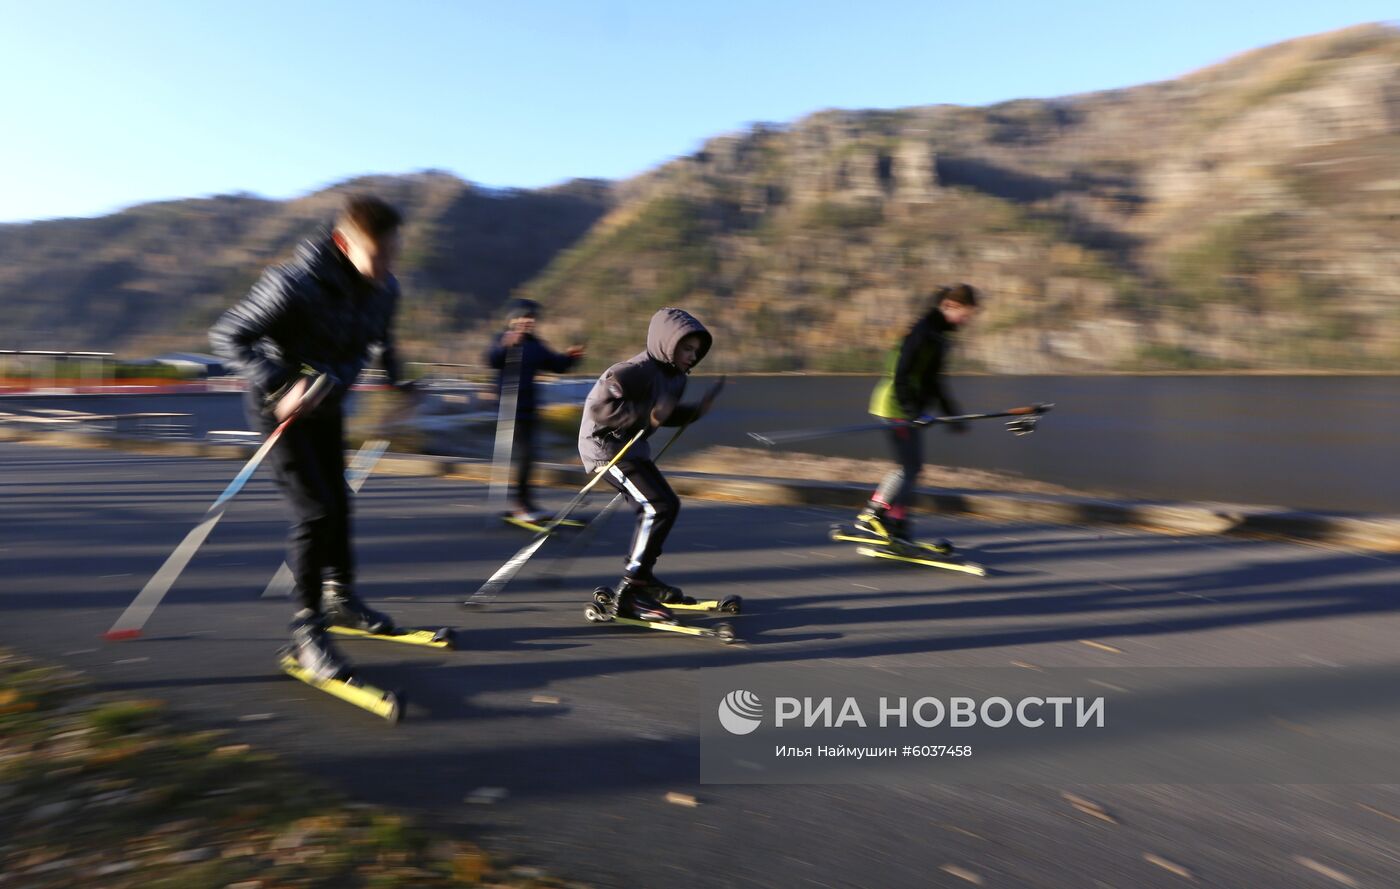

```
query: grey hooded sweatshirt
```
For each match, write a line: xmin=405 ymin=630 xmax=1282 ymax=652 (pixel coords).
xmin=577 ymin=307 xmax=713 ymax=471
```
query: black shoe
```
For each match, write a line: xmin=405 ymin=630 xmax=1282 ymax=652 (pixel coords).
xmin=289 ymin=609 xmax=349 ymax=682
xmin=884 ymin=518 xmax=914 ymax=546
xmin=616 ymin=577 xmax=673 ymax=621
xmin=321 ymin=581 xmax=394 ymax=634
xmin=634 ymin=573 xmax=690 ymax=605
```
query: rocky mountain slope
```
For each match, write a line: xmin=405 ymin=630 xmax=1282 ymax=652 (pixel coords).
xmin=3 ymin=24 xmax=1397 ymax=373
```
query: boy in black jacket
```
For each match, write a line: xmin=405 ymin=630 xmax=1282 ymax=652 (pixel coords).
xmin=210 ymin=195 xmax=418 ymax=679
xmin=578 ymin=308 xmax=723 ymax=619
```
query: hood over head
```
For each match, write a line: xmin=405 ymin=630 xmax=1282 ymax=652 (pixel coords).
xmin=646 ymin=307 xmax=711 ymax=370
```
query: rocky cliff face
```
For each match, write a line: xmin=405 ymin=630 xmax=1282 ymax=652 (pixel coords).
xmin=3 ymin=25 xmax=1397 ymax=373
xmin=525 ymin=24 xmax=1400 ymax=373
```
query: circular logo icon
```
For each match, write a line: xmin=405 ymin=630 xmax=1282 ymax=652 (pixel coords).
xmin=718 ymin=689 xmax=764 ymax=735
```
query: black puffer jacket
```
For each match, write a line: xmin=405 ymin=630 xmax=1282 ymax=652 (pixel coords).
xmin=209 ymin=234 xmax=404 ymax=413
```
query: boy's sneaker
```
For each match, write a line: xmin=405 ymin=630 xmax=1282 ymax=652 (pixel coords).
xmin=615 ymin=577 xmax=674 ymax=621
xmin=289 ymin=609 xmax=349 ymax=682
xmin=321 ymin=581 xmax=394 ymax=634
xmin=632 ymin=573 xmax=692 ymax=605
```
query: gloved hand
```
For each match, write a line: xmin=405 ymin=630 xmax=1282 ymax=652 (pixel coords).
xmin=273 ymin=368 xmax=338 ymax=422
xmin=650 ymin=399 xmax=675 ymax=429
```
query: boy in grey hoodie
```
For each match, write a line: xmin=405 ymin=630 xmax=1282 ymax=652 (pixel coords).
xmin=578 ymin=308 xmax=722 ymax=619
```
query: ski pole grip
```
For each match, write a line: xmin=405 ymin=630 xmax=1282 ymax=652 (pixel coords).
xmin=300 ymin=372 xmax=334 ymax=413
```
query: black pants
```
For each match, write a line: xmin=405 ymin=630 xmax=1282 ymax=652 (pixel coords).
xmin=603 ymin=458 xmax=680 ymax=577
xmin=511 ymin=413 xmax=537 ymax=510
xmin=258 ymin=405 xmax=352 ymax=612
xmin=874 ymin=422 xmax=923 ymax=514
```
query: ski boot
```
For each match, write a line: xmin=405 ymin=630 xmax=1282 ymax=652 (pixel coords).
xmin=854 ymin=504 xmax=891 ymax=540
xmin=890 ymin=520 xmax=957 ymax=556
xmin=869 ymin=511 xmax=956 ymax=557
xmin=631 ymin=572 xmax=694 ymax=606
xmin=612 ymin=576 xmax=674 ymax=622
xmin=884 ymin=517 xmax=926 ymax=557
xmin=321 ymin=581 xmax=395 ymax=635
xmin=289 ymin=609 xmax=350 ymax=683
xmin=510 ymin=502 xmax=551 ymax=524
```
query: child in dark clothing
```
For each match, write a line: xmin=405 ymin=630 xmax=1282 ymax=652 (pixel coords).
xmin=577 ymin=307 xmax=722 ymax=619
xmin=210 ymin=194 xmax=419 ymax=679
xmin=486 ymin=298 xmax=585 ymax=522
xmin=859 ymin=284 xmax=979 ymax=547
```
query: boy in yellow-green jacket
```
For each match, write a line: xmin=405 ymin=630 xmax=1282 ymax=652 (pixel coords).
xmin=858 ymin=284 xmax=979 ymax=546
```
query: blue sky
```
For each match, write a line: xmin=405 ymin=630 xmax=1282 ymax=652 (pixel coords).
xmin=0 ymin=1 xmax=1394 ymax=223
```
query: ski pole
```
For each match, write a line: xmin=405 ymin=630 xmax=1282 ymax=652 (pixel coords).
xmin=463 ymin=425 xmax=649 ymax=607
xmin=259 ymin=438 xmax=389 ymax=599
xmin=105 ymin=373 xmax=333 ymax=639
xmin=488 ymin=344 xmax=522 ymax=513
xmin=537 ymin=424 xmax=688 ymax=586
xmin=748 ymin=403 xmax=1054 ymax=448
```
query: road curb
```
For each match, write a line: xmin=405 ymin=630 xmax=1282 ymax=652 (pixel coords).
xmin=365 ymin=451 xmax=1400 ymax=553
xmin=6 ymin=427 xmax=1400 ymax=553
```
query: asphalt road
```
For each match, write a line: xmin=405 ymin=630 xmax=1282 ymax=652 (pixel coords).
xmin=2 ymin=442 xmax=1398 ymax=888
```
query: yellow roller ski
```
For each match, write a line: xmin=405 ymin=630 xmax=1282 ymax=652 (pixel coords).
xmin=855 ymin=545 xmax=987 ymax=577
xmin=666 ymin=595 xmax=742 ymax=615
xmin=278 ymin=648 xmax=403 ymax=723
xmin=829 ymin=522 xmax=956 ymax=556
xmin=326 ymin=625 xmax=456 ymax=650
xmin=502 ymin=514 xmax=586 ymax=533
xmin=584 ymin=588 xmax=738 ymax=643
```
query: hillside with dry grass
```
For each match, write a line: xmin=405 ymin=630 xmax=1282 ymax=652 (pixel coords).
xmin=3 ymin=25 xmax=1398 ymax=373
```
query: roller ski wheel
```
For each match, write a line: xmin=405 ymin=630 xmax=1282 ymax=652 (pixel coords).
xmin=277 ymin=646 xmax=403 ymax=724
xmin=587 ymin=587 xmax=617 ymax=622
xmin=714 ymin=622 xmax=738 ymax=644
xmin=718 ymin=595 xmax=742 ymax=615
